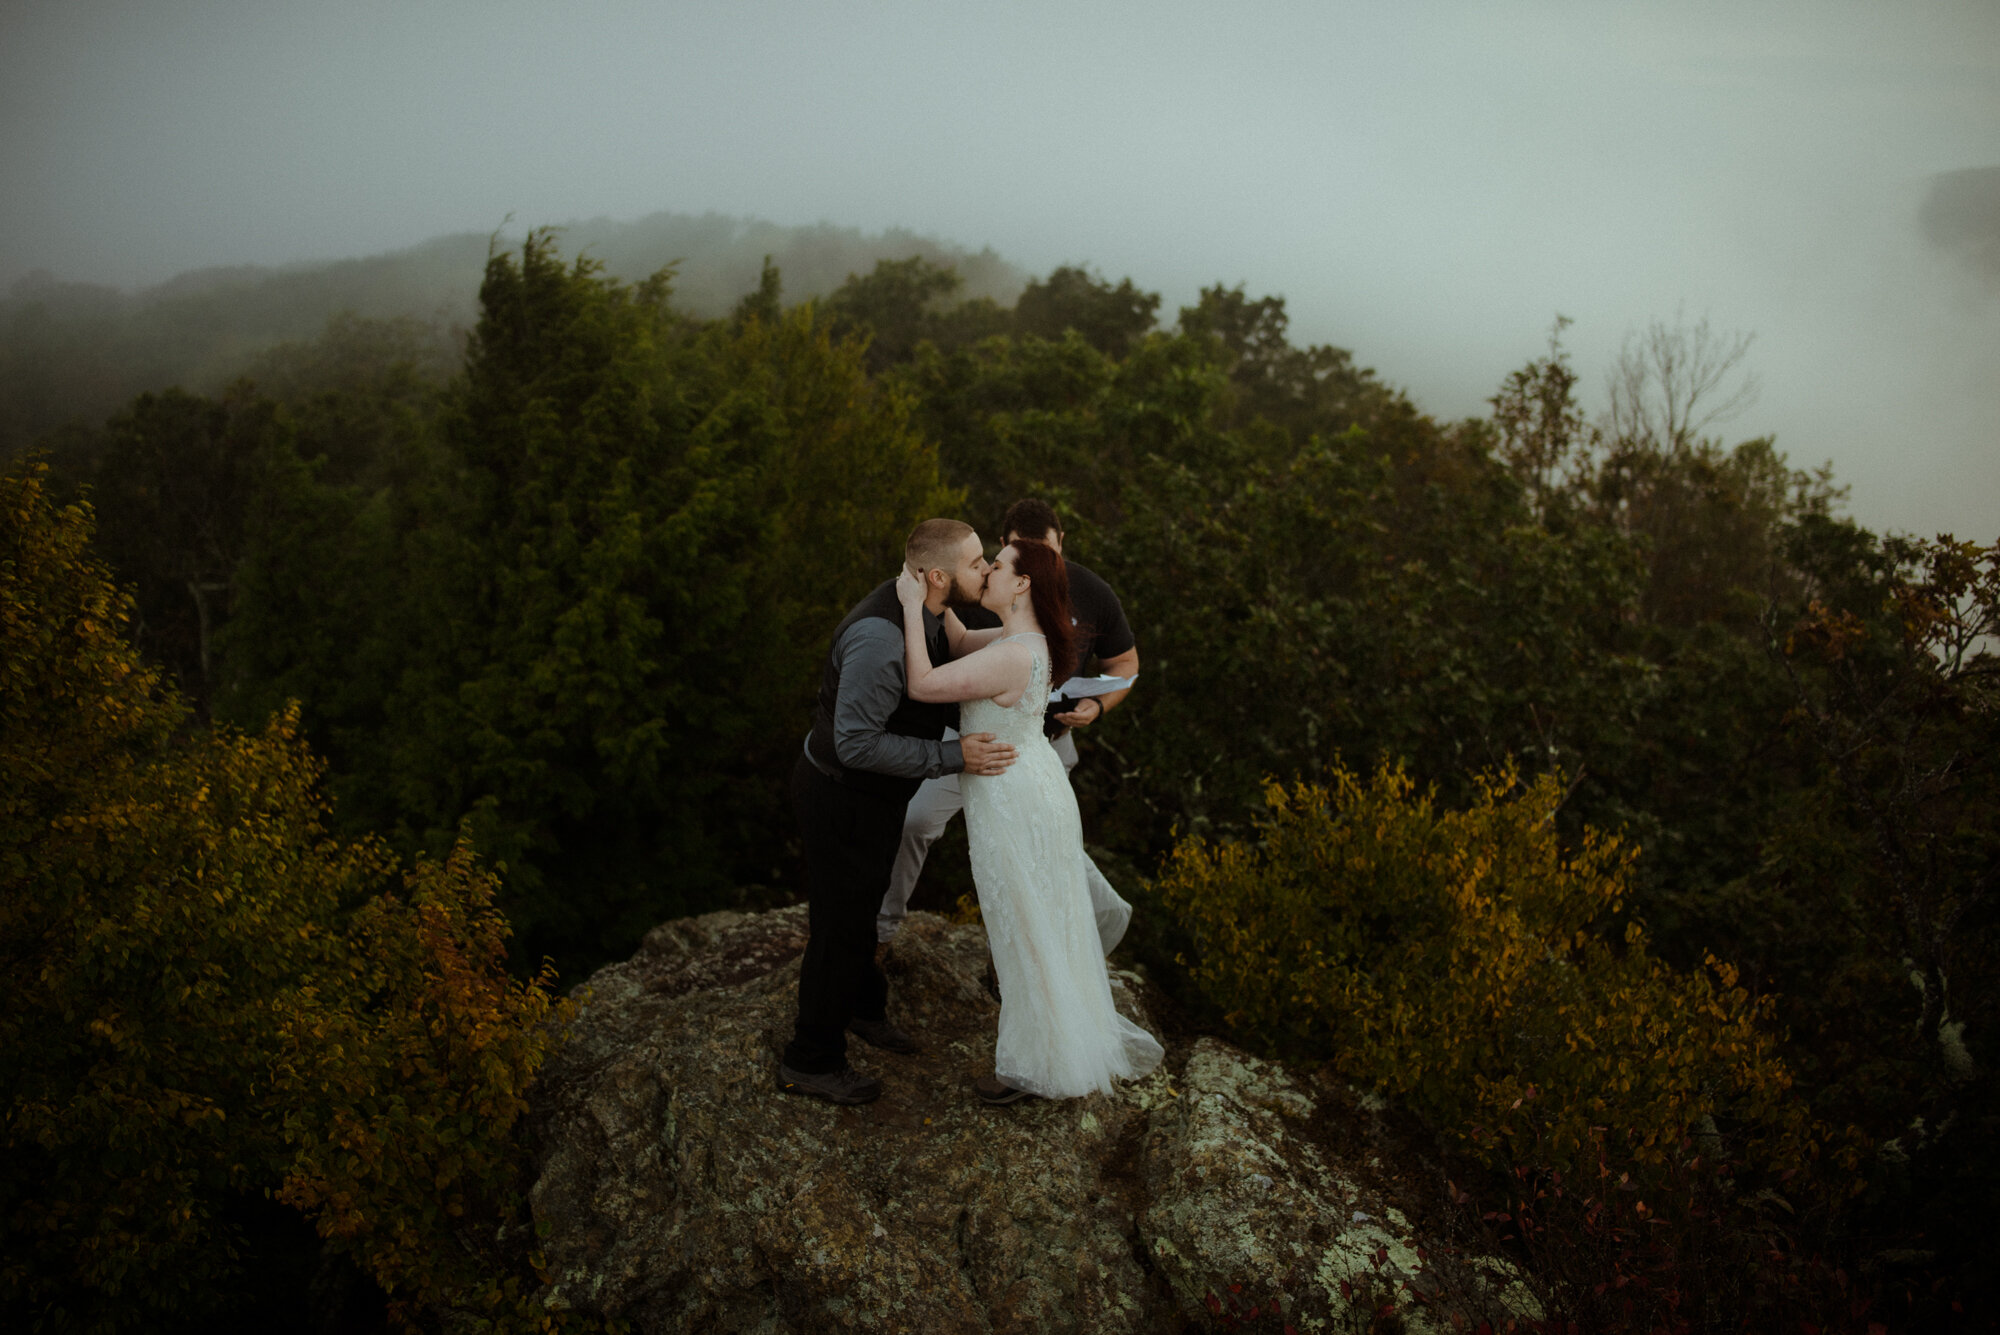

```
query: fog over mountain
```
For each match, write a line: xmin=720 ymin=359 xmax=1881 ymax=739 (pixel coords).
xmin=0 ymin=212 xmax=1023 ymax=453
xmin=2 ymin=0 xmax=1995 ymax=538
xmin=5 ymin=212 xmax=1023 ymax=326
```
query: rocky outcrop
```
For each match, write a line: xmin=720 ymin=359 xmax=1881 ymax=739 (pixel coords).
xmin=526 ymin=906 xmax=1533 ymax=1333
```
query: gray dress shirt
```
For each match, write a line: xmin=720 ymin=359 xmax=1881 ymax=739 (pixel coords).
xmin=811 ymin=611 xmax=964 ymax=781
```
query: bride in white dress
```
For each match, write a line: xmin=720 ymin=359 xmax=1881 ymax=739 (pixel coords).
xmin=894 ymin=540 xmax=1163 ymax=1102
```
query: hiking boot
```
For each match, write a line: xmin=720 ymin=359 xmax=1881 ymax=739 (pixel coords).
xmin=974 ymin=1073 xmax=1035 ymax=1106
xmin=776 ymin=1062 xmax=883 ymax=1105
xmin=847 ymin=1016 xmax=921 ymax=1055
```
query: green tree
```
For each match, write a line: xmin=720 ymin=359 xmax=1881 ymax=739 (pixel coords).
xmin=903 ymin=305 xmax=1648 ymax=872
xmin=822 ymin=254 xmax=1007 ymax=373
xmin=1591 ymin=434 xmax=1842 ymax=631
xmin=1093 ymin=420 xmax=1647 ymax=853
xmin=730 ymin=255 xmax=783 ymax=328
xmin=0 ymin=464 xmax=568 ymax=1331
xmin=235 ymin=311 xmax=452 ymax=490
xmin=50 ymin=386 xmax=289 ymax=710
xmin=1489 ymin=316 xmax=1592 ymax=520
xmin=1011 ymin=264 xmax=1159 ymax=358
xmin=1765 ymin=530 xmax=1998 ymax=1245
xmin=1176 ymin=283 xmax=1412 ymax=452
xmin=245 ymin=235 xmax=953 ymax=971
xmin=899 ymin=313 xmax=1234 ymax=541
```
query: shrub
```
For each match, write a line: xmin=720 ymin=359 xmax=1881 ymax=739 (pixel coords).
xmin=0 ymin=464 xmax=573 ymax=1331
xmin=1154 ymin=761 xmax=1813 ymax=1179
xmin=273 ymin=841 xmax=573 ymax=1330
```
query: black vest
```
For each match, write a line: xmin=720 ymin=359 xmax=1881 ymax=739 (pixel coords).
xmin=805 ymin=580 xmax=957 ymax=802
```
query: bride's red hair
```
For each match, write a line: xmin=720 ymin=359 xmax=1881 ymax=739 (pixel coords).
xmin=1010 ymin=539 xmax=1077 ymax=682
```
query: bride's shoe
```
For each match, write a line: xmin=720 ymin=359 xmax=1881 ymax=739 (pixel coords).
xmin=974 ymin=1073 xmax=1035 ymax=1106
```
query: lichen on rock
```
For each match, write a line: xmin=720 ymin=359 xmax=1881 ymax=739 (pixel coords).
xmin=523 ymin=906 xmax=1521 ymax=1332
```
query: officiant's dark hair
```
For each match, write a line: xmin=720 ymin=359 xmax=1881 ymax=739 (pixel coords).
xmin=1002 ymin=498 xmax=1062 ymax=543
xmin=1010 ymin=539 xmax=1077 ymax=681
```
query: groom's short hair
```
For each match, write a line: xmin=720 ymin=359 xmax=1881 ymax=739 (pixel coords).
xmin=1002 ymin=498 xmax=1062 ymax=542
xmin=906 ymin=518 xmax=976 ymax=572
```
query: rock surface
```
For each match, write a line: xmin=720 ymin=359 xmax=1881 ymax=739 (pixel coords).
xmin=526 ymin=906 xmax=1529 ymax=1333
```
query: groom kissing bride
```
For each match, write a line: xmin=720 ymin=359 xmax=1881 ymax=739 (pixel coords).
xmin=778 ymin=509 xmax=1162 ymax=1107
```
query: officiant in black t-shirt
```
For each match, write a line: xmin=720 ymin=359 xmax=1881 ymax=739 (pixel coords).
xmin=875 ymin=498 xmax=1141 ymax=954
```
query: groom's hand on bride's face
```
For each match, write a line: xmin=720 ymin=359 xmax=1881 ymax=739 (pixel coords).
xmin=960 ymin=733 xmax=1018 ymax=776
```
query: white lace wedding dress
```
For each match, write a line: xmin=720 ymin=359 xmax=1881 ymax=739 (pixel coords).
xmin=961 ymin=634 xmax=1164 ymax=1097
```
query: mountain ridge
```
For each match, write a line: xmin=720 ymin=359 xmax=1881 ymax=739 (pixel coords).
xmin=0 ymin=210 xmax=1027 ymax=457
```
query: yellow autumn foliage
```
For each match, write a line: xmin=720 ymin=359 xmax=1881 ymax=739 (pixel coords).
xmin=1 ymin=465 xmax=575 ymax=1331
xmin=1155 ymin=761 xmax=1813 ymax=1176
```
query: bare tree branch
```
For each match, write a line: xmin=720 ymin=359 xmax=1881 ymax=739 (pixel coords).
xmin=1607 ymin=308 xmax=1760 ymax=450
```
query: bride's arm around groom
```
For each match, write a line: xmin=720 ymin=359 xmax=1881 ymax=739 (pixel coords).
xmin=895 ymin=567 xmax=1034 ymax=707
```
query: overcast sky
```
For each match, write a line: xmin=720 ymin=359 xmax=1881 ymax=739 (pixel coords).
xmin=3 ymin=0 xmax=1996 ymax=538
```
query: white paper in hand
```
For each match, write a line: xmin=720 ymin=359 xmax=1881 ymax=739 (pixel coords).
xmin=1053 ymin=673 xmax=1137 ymax=701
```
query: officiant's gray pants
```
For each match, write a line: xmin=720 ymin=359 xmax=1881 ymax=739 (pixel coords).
xmin=877 ymin=727 xmax=1132 ymax=953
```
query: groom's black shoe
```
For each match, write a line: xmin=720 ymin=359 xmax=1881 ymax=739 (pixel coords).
xmin=776 ymin=1062 xmax=883 ymax=1105
xmin=847 ymin=1016 xmax=921 ymax=1055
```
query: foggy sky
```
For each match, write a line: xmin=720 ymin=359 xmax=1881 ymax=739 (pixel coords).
xmin=3 ymin=0 xmax=1996 ymax=539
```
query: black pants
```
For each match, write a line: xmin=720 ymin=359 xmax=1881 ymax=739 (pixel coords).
xmin=783 ymin=754 xmax=905 ymax=1073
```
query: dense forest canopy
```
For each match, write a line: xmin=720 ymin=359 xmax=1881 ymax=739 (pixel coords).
xmin=4 ymin=230 xmax=1994 ymax=1331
